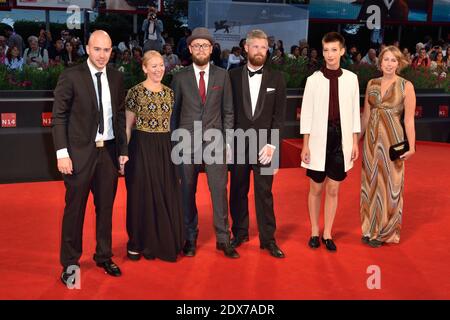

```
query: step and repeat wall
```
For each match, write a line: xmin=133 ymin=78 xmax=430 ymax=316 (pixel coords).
xmin=0 ymin=91 xmax=59 ymax=183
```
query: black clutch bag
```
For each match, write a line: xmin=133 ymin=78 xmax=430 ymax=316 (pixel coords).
xmin=389 ymin=141 xmax=409 ymax=161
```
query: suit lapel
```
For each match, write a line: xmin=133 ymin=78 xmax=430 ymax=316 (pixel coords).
xmin=187 ymin=65 xmax=203 ymax=104
xmin=81 ymin=62 xmax=98 ymax=112
xmin=241 ymin=66 xmax=253 ymax=120
xmin=252 ymin=68 xmax=270 ymax=120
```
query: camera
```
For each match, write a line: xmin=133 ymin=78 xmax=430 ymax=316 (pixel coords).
xmin=148 ymin=12 xmax=157 ymax=20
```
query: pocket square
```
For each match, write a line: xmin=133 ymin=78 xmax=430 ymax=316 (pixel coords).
xmin=212 ymin=86 xmax=222 ymax=90
xmin=266 ymin=88 xmax=275 ymax=92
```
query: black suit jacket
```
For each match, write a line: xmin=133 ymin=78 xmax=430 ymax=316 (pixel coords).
xmin=229 ymin=65 xmax=286 ymax=147
xmin=52 ymin=62 xmax=128 ymax=173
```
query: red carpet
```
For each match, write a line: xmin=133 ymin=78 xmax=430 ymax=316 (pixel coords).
xmin=281 ymin=138 xmax=303 ymax=168
xmin=1 ymin=141 xmax=449 ymax=300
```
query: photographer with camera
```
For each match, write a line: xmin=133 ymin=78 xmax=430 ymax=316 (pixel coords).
xmin=141 ymin=5 xmax=164 ymax=53
xmin=428 ymin=45 xmax=443 ymax=61
xmin=24 ymin=35 xmax=49 ymax=68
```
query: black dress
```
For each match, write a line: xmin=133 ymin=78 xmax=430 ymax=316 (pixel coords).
xmin=125 ymin=83 xmax=183 ymax=262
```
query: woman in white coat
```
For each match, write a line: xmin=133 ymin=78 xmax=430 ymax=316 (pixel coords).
xmin=300 ymin=32 xmax=360 ymax=252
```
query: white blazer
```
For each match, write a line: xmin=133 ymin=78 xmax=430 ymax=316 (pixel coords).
xmin=300 ymin=69 xmax=361 ymax=172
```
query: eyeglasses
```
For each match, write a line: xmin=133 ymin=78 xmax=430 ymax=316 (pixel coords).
xmin=191 ymin=43 xmax=211 ymax=51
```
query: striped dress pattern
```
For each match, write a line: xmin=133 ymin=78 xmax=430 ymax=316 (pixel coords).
xmin=360 ymin=77 xmax=408 ymax=244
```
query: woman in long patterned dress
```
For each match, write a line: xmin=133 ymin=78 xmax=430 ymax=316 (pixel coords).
xmin=360 ymin=46 xmax=416 ymax=248
xmin=125 ymin=50 xmax=183 ymax=261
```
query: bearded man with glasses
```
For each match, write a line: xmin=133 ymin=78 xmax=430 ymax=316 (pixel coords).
xmin=171 ymin=27 xmax=238 ymax=259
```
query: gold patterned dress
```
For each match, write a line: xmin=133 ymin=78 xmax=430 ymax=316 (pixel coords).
xmin=360 ymin=77 xmax=408 ymax=244
xmin=125 ymin=83 xmax=183 ymax=261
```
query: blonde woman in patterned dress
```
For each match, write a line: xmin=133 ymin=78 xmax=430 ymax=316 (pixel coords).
xmin=124 ymin=50 xmax=183 ymax=261
xmin=360 ymin=46 xmax=416 ymax=248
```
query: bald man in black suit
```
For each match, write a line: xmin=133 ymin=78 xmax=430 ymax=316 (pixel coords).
xmin=52 ymin=30 xmax=128 ymax=286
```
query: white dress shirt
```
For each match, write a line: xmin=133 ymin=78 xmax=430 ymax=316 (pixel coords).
xmin=247 ymin=65 xmax=275 ymax=151
xmin=56 ymin=60 xmax=114 ymax=159
xmin=193 ymin=62 xmax=210 ymax=96
xmin=247 ymin=65 xmax=263 ymax=116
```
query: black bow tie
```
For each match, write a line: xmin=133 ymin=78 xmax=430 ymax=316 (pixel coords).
xmin=248 ymin=68 xmax=263 ymax=77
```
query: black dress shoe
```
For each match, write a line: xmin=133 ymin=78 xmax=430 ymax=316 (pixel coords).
xmin=361 ymin=236 xmax=370 ymax=245
xmin=60 ymin=266 xmax=79 ymax=287
xmin=230 ymin=236 xmax=249 ymax=248
xmin=216 ymin=242 xmax=240 ymax=259
xmin=308 ymin=236 xmax=320 ymax=249
xmin=321 ymin=237 xmax=337 ymax=252
xmin=182 ymin=240 xmax=196 ymax=257
xmin=260 ymin=242 xmax=285 ymax=258
xmin=127 ymin=251 xmax=141 ymax=261
xmin=368 ymin=239 xmax=383 ymax=248
xmin=96 ymin=259 xmax=122 ymax=277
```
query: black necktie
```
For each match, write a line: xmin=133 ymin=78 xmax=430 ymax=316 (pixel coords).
xmin=95 ymin=72 xmax=104 ymax=134
xmin=248 ymin=67 xmax=263 ymax=77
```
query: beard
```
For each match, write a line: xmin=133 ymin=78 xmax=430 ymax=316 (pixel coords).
xmin=247 ymin=53 xmax=266 ymax=67
xmin=192 ymin=54 xmax=210 ymax=67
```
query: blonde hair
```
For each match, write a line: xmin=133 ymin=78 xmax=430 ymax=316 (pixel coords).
xmin=378 ymin=45 xmax=409 ymax=73
xmin=246 ymin=29 xmax=268 ymax=43
xmin=142 ymin=50 xmax=163 ymax=67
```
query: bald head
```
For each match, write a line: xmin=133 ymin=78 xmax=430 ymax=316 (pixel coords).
xmin=86 ymin=30 xmax=112 ymax=71
xmin=88 ymin=30 xmax=112 ymax=47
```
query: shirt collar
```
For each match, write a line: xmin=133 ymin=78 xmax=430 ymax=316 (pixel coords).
xmin=247 ymin=65 xmax=263 ymax=73
xmin=193 ymin=62 xmax=210 ymax=76
xmin=87 ymin=59 xmax=106 ymax=78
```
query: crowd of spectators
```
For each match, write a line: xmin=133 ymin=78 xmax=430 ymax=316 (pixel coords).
xmin=1 ymin=10 xmax=448 ymax=81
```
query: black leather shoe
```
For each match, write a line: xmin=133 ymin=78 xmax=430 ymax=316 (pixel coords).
xmin=127 ymin=251 xmax=141 ymax=261
xmin=216 ymin=242 xmax=240 ymax=259
xmin=182 ymin=240 xmax=196 ymax=257
xmin=361 ymin=236 xmax=370 ymax=245
xmin=60 ymin=266 xmax=79 ymax=287
xmin=230 ymin=236 xmax=249 ymax=248
xmin=368 ymin=239 xmax=383 ymax=248
xmin=96 ymin=259 xmax=122 ymax=277
xmin=260 ymin=242 xmax=285 ymax=258
xmin=308 ymin=236 xmax=320 ymax=249
xmin=321 ymin=237 xmax=337 ymax=252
